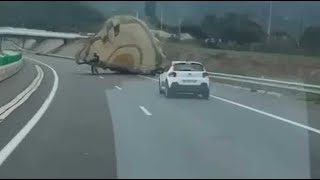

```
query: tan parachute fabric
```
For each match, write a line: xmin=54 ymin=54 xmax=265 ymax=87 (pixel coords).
xmin=76 ymin=15 xmax=167 ymax=74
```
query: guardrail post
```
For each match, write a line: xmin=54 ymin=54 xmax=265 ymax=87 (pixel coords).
xmin=305 ymin=93 xmax=320 ymax=104
xmin=250 ymin=87 xmax=257 ymax=92
xmin=316 ymin=95 xmax=320 ymax=104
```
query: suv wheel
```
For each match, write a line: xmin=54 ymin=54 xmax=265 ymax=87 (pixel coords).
xmin=159 ymin=80 xmax=163 ymax=94
xmin=165 ymin=81 xmax=173 ymax=98
xmin=202 ymin=90 xmax=210 ymax=100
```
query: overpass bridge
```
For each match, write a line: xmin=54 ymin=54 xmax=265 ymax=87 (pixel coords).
xmin=0 ymin=27 xmax=91 ymax=51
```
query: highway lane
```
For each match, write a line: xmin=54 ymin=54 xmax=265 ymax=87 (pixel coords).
xmin=106 ymin=76 xmax=311 ymax=178
xmin=0 ymin=58 xmax=54 ymax=158
xmin=0 ymin=53 xmax=319 ymax=178
xmin=211 ymin=82 xmax=310 ymax=126
xmin=0 ymin=59 xmax=37 ymax=108
xmin=0 ymin=54 xmax=118 ymax=178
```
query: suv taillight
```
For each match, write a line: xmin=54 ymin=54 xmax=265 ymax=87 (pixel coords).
xmin=203 ymin=72 xmax=209 ymax=78
xmin=169 ymin=72 xmax=177 ymax=77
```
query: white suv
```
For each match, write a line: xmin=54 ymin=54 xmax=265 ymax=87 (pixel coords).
xmin=159 ymin=61 xmax=210 ymax=99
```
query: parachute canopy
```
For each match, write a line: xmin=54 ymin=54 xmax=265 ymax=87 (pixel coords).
xmin=76 ymin=15 xmax=167 ymax=74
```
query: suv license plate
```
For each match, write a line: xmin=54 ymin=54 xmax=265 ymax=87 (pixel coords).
xmin=182 ymin=80 xmax=197 ymax=83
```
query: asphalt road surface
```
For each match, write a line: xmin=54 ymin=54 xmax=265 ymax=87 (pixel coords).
xmin=0 ymin=53 xmax=319 ymax=178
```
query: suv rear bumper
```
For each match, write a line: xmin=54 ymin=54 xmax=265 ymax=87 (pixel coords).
xmin=170 ymin=82 xmax=209 ymax=94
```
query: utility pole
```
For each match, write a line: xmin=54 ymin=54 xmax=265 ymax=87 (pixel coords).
xmin=298 ymin=13 xmax=304 ymax=48
xmin=160 ymin=6 xmax=163 ymax=31
xmin=178 ymin=17 xmax=182 ymax=37
xmin=267 ymin=1 xmax=273 ymax=43
xmin=136 ymin=10 xmax=139 ymax=19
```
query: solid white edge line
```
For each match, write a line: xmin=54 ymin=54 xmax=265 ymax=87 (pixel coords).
xmin=0 ymin=65 xmax=42 ymax=116
xmin=115 ymin=86 xmax=122 ymax=90
xmin=210 ymin=95 xmax=320 ymax=135
xmin=0 ymin=65 xmax=44 ymax=120
xmin=139 ymin=106 xmax=152 ymax=116
xmin=138 ymin=75 xmax=320 ymax=134
xmin=0 ymin=56 xmax=59 ymax=166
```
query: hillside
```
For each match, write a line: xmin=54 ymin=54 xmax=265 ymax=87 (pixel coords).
xmin=87 ymin=1 xmax=320 ymax=39
xmin=163 ymin=41 xmax=320 ymax=84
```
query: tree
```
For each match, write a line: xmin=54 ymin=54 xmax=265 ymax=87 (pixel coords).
xmin=201 ymin=15 xmax=218 ymax=37
xmin=200 ymin=12 xmax=265 ymax=44
xmin=267 ymin=31 xmax=297 ymax=52
xmin=300 ymin=26 xmax=320 ymax=50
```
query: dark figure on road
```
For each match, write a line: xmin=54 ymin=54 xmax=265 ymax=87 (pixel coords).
xmin=91 ymin=53 xmax=100 ymax=75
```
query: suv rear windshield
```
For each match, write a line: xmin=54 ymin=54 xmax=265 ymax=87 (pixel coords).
xmin=173 ymin=63 xmax=204 ymax=71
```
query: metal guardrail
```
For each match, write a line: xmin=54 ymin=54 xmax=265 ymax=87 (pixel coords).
xmin=208 ymin=72 xmax=320 ymax=94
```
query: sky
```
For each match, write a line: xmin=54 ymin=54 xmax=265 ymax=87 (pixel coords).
xmin=83 ymin=1 xmax=320 ymax=38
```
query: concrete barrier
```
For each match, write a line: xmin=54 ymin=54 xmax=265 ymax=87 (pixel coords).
xmin=0 ymin=56 xmax=23 ymax=82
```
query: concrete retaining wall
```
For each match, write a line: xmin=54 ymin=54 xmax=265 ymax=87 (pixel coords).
xmin=0 ymin=58 xmax=23 ymax=82
xmin=33 ymin=39 xmax=64 ymax=54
